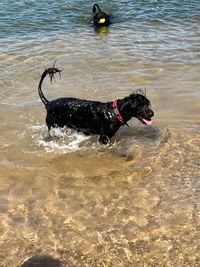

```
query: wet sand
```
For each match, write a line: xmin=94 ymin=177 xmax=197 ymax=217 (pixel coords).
xmin=1 ymin=1 xmax=200 ymax=266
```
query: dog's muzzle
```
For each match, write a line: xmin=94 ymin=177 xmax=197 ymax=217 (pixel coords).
xmin=137 ymin=110 xmax=154 ymax=125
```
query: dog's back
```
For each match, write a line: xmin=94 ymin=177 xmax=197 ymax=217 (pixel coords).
xmin=46 ymin=97 xmax=110 ymax=133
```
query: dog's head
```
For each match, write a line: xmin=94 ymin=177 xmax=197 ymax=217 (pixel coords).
xmin=92 ymin=4 xmax=110 ymax=27
xmin=121 ymin=92 xmax=154 ymax=125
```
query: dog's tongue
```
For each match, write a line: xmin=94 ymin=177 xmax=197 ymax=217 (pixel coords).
xmin=143 ymin=119 xmax=152 ymax=125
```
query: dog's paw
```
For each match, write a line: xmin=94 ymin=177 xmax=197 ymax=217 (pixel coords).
xmin=99 ymin=135 xmax=111 ymax=145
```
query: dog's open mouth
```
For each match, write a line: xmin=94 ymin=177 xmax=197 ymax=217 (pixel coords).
xmin=137 ymin=116 xmax=152 ymax=125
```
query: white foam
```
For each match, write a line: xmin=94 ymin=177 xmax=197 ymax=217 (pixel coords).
xmin=30 ymin=124 xmax=92 ymax=153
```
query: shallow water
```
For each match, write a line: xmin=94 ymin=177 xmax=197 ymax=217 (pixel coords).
xmin=0 ymin=1 xmax=200 ymax=266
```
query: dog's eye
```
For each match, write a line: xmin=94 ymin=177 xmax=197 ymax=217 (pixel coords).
xmin=145 ymin=100 xmax=150 ymax=107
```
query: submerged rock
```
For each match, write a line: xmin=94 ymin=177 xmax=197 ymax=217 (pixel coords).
xmin=20 ymin=255 xmax=62 ymax=267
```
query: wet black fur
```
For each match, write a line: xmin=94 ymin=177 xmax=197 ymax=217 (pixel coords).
xmin=92 ymin=3 xmax=110 ymax=27
xmin=38 ymin=68 xmax=154 ymax=145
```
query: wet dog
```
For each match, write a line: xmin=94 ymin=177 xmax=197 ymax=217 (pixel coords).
xmin=38 ymin=67 xmax=154 ymax=145
xmin=92 ymin=3 xmax=110 ymax=27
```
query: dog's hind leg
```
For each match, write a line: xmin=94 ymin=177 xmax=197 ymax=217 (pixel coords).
xmin=46 ymin=116 xmax=52 ymax=132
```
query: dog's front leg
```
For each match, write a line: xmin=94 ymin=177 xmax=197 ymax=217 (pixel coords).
xmin=98 ymin=135 xmax=110 ymax=145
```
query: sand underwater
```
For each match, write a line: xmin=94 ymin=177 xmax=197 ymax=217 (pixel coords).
xmin=0 ymin=1 xmax=200 ymax=266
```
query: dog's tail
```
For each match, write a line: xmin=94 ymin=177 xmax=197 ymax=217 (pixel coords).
xmin=38 ymin=66 xmax=62 ymax=106
xmin=92 ymin=3 xmax=102 ymax=13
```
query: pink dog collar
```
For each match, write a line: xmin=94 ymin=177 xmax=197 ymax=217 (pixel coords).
xmin=113 ymin=99 xmax=124 ymax=124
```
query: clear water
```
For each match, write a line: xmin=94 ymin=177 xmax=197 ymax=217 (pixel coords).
xmin=0 ymin=1 xmax=200 ymax=266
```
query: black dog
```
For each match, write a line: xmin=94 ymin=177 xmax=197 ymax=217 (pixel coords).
xmin=92 ymin=3 xmax=110 ymax=27
xmin=38 ymin=67 xmax=154 ymax=145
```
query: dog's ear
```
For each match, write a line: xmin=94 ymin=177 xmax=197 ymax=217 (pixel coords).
xmin=129 ymin=93 xmax=146 ymax=106
xmin=129 ymin=93 xmax=143 ymax=103
xmin=93 ymin=4 xmax=97 ymax=13
xmin=93 ymin=4 xmax=101 ymax=13
xmin=122 ymin=94 xmax=138 ymax=109
xmin=135 ymin=93 xmax=151 ymax=107
xmin=129 ymin=93 xmax=136 ymax=98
